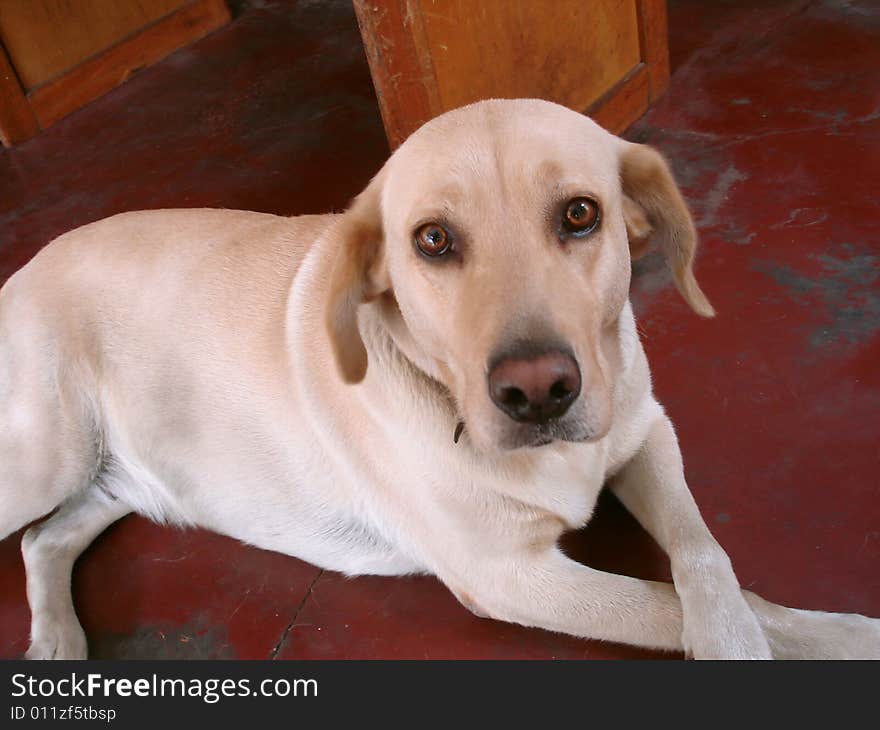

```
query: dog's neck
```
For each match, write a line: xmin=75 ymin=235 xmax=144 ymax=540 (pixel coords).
xmin=356 ymin=293 xmax=466 ymax=442
xmin=367 ymin=292 xmax=442 ymax=379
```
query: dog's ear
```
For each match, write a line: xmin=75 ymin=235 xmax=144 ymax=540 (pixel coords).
xmin=619 ymin=142 xmax=715 ymax=317
xmin=325 ymin=169 xmax=390 ymax=383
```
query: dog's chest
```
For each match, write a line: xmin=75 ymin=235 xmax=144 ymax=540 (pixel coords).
xmin=485 ymin=444 xmax=609 ymax=529
xmin=383 ymin=438 xmax=611 ymax=552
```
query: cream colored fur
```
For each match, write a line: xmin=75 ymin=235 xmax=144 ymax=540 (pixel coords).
xmin=1 ymin=99 xmax=877 ymax=659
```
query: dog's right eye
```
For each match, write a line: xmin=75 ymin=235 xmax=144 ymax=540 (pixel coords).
xmin=414 ymin=223 xmax=452 ymax=257
xmin=562 ymin=197 xmax=601 ymax=237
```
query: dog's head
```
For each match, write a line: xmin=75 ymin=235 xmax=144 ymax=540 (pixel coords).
xmin=325 ymin=99 xmax=712 ymax=453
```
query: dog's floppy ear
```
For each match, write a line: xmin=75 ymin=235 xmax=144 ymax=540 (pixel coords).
xmin=325 ymin=168 xmax=390 ymax=383
xmin=619 ymin=142 xmax=715 ymax=317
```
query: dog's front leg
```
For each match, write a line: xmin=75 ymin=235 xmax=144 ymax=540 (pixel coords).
xmin=609 ymin=414 xmax=772 ymax=659
xmin=450 ymin=549 xmax=688 ymax=654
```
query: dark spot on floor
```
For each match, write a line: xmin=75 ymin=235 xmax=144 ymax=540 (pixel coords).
xmin=754 ymin=243 xmax=880 ymax=350
xmin=90 ymin=619 xmax=235 ymax=659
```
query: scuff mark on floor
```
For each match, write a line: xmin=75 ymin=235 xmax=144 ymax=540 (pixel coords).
xmin=697 ymin=165 xmax=749 ymax=228
xmin=754 ymin=243 xmax=880 ymax=350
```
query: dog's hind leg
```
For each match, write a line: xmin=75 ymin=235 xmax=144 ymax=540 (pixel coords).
xmin=22 ymin=486 xmax=131 ymax=659
xmin=0 ymin=281 xmax=101 ymax=542
xmin=0 ymin=423 xmax=97 ymax=543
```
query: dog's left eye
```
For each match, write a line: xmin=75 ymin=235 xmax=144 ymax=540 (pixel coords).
xmin=414 ymin=223 xmax=452 ymax=257
xmin=562 ymin=197 xmax=600 ymax=236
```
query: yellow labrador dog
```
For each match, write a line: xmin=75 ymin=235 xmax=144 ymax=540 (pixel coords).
xmin=1 ymin=99 xmax=877 ymax=660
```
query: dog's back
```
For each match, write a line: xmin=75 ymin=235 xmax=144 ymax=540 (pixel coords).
xmin=0 ymin=208 xmax=328 ymax=540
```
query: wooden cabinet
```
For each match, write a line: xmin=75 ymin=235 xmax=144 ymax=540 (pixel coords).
xmin=354 ymin=0 xmax=670 ymax=147
xmin=1 ymin=1 xmax=668 ymax=149
xmin=0 ymin=0 xmax=230 ymax=146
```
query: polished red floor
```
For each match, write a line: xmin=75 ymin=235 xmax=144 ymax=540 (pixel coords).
xmin=1 ymin=0 xmax=878 ymax=659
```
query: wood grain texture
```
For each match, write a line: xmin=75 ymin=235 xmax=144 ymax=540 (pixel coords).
xmin=637 ymin=0 xmax=671 ymax=99
xmin=0 ymin=0 xmax=188 ymax=91
xmin=419 ymin=0 xmax=640 ymax=113
xmin=29 ymin=0 xmax=230 ymax=129
xmin=588 ymin=63 xmax=650 ymax=133
xmin=0 ymin=39 xmax=37 ymax=146
xmin=353 ymin=0 xmax=440 ymax=151
xmin=356 ymin=0 xmax=670 ymax=147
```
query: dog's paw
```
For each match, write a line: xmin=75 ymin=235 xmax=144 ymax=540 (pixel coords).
xmin=745 ymin=592 xmax=880 ymax=659
xmin=682 ymin=595 xmax=772 ymax=660
xmin=25 ymin=616 xmax=88 ymax=660
xmin=775 ymin=609 xmax=880 ymax=660
xmin=834 ymin=613 xmax=880 ymax=659
xmin=682 ymin=627 xmax=772 ymax=660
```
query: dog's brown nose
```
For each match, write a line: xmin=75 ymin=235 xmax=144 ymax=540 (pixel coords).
xmin=488 ymin=350 xmax=581 ymax=424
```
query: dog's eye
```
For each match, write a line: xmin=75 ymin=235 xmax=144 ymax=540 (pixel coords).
xmin=414 ymin=223 xmax=452 ymax=257
xmin=562 ymin=197 xmax=600 ymax=236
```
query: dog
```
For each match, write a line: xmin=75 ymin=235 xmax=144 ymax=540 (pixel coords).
xmin=1 ymin=99 xmax=877 ymax=659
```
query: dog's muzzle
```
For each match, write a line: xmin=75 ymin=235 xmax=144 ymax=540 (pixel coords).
xmin=487 ymin=348 xmax=581 ymax=425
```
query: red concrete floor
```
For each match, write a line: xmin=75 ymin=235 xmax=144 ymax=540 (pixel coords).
xmin=0 ymin=0 xmax=878 ymax=659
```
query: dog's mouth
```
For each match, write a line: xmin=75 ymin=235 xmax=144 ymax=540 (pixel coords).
xmin=455 ymin=418 xmax=593 ymax=450
xmin=503 ymin=419 xmax=593 ymax=450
